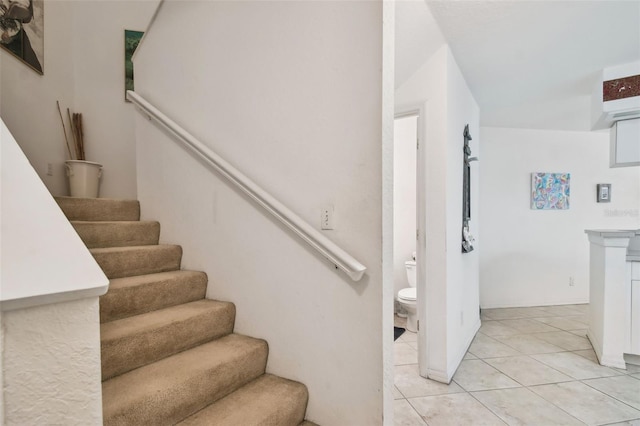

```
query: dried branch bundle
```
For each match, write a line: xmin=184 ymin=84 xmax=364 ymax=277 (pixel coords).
xmin=56 ymin=101 xmax=85 ymax=161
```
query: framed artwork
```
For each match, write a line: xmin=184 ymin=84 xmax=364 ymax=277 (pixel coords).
xmin=597 ymin=184 xmax=611 ymax=203
xmin=0 ymin=0 xmax=44 ymax=74
xmin=125 ymin=30 xmax=144 ymax=100
xmin=531 ymin=172 xmax=570 ymax=210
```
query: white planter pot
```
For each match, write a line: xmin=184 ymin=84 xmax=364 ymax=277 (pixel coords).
xmin=65 ymin=160 xmax=103 ymax=198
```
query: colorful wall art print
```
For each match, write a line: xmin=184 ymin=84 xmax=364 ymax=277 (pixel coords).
xmin=125 ymin=30 xmax=144 ymax=99
xmin=531 ymin=173 xmax=570 ymax=210
xmin=0 ymin=0 xmax=44 ymax=74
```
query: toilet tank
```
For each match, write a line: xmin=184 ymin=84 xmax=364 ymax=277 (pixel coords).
xmin=405 ymin=260 xmax=416 ymax=288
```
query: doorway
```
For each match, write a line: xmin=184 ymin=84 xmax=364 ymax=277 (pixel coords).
xmin=393 ymin=111 xmax=427 ymax=376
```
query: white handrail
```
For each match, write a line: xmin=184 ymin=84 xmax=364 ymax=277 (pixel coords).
xmin=127 ymin=91 xmax=366 ymax=282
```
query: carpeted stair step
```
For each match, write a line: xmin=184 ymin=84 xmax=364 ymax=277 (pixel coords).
xmin=101 ymin=299 xmax=236 ymax=380
xmin=102 ymin=334 xmax=268 ymax=426
xmin=55 ymin=196 xmax=140 ymax=221
xmin=177 ymin=374 xmax=308 ymax=426
xmin=71 ymin=220 xmax=160 ymax=248
xmin=100 ymin=270 xmax=207 ymax=323
xmin=91 ymin=245 xmax=182 ymax=279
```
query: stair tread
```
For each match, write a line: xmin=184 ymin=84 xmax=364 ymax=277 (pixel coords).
xmin=103 ymin=334 xmax=268 ymax=426
xmin=101 ymin=299 xmax=233 ymax=341
xmin=107 ymin=270 xmax=205 ymax=291
xmin=101 ymin=271 xmax=208 ymax=323
xmin=90 ymin=244 xmax=181 ymax=254
xmin=55 ymin=196 xmax=140 ymax=221
xmin=91 ymin=245 xmax=182 ymax=279
xmin=71 ymin=220 xmax=161 ymax=248
xmin=177 ymin=374 xmax=308 ymax=426
xmin=101 ymin=299 xmax=235 ymax=380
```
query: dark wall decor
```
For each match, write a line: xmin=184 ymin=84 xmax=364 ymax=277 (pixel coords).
xmin=0 ymin=0 xmax=44 ymax=74
xmin=125 ymin=30 xmax=144 ymax=100
xmin=462 ymin=124 xmax=477 ymax=253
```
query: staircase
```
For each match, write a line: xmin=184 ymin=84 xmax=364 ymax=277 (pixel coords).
xmin=56 ymin=196 xmax=315 ymax=426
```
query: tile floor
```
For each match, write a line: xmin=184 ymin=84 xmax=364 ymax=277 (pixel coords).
xmin=394 ymin=304 xmax=640 ymax=426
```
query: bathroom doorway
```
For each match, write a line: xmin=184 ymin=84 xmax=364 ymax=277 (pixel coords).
xmin=393 ymin=110 xmax=426 ymax=374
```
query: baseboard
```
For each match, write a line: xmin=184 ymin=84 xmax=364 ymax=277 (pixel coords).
xmin=587 ymin=329 xmax=603 ymax=363
xmin=427 ymin=319 xmax=481 ymax=384
xmin=625 ymin=353 xmax=640 ymax=366
xmin=587 ymin=329 xmax=626 ymax=369
xmin=425 ymin=368 xmax=450 ymax=384
xmin=481 ymin=298 xmax=589 ymax=309
xmin=446 ymin=319 xmax=481 ymax=381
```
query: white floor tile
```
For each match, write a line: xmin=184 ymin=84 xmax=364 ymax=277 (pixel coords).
xmin=408 ymin=393 xmax=506 ymax=426
xmin=530 ymin=381 xmax=640 ymax=425
xmin=395 ymin=364 xmax=464 ymax=398
xmin=395 ymin=342 xmax=418 ymax=366
xmin=498 ymin=318 xmax=558 ymax=333
xmin=393 ymin=399 xmax=427 ymax=426
xmin=532 ymin=352 xmax=619 ymax=380
xmin=484 ymin=355 xmax=573 ymax=386
xmin=391 ymin=303 xmax=639 ymax=425
xmin=583 ymin=375 xmax=640 ymax=410
xmin=494 ymin=334 xmax=565 ymax=355
xmin=478 ymin=321 xmax=520 ymax=337
xmin=452 ymin=360 xmax=521 ymax=392
xmin=472 ymin=387 xmax=584 ymax=425
xmin=532 ymin=330 xmax=593 ymax=351
xmin=468 ymin=333 xmax=521 ymax=359
xmin=393 ymin=385 xmax=404 ymax=400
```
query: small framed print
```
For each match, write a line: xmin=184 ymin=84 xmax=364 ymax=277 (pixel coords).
xmin=597 ymin=184 xmax=611 ymax=203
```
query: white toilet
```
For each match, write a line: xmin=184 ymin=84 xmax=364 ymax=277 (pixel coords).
xmin=398 ymin=259 xmax=417 ymax=332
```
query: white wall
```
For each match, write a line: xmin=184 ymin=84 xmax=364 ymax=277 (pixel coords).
xmin=0 ymin=0 xmax=75 ymax=197
xmin=444 ymin=50 xmax=481 ymax=378
xmin=2 ymin=298 xmax=103 ymax=425
xmin=72 ymin=1 xmax=159 ymax=199
xmin=134 ymin=2 xmax=386 ymax=424
xmin=480 ymin=127 xmax=640 ymax=308
xmin=395 ymin=45 xmax=481 ymax=383
xmin=396 ymin=45 xmax=480 ymax=382
xmin=0 ymin=0 xmax=159 ymax=198
xmin=393 ymin=116 xmax=417 ymax=303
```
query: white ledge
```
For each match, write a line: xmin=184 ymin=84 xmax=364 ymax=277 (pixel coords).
xmin=1 ymin=119 xmax=109 ymax=312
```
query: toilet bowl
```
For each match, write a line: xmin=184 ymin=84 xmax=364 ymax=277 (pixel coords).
xmin=398 ymin=260 xmax=418 ymax=332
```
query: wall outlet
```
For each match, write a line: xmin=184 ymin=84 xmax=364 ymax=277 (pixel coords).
xmin=46 ymin=163 xmax=53 ymax=176
xmin=569 ymin=276 xmax=575 ymax=287
xmin=321 ymin=205 xmax=334 ymax=230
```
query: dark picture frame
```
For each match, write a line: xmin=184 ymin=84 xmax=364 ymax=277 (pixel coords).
xmin=125 ymin=30 xmax=144 ymax=101
xmin=0 ymin=0 xmax=44 ymax=74
xmin=597 ymin=184 xmax=611 ymax=203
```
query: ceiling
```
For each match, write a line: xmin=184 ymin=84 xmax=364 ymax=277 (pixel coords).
xmin=396 ymin=0 xmax=640 ymax=131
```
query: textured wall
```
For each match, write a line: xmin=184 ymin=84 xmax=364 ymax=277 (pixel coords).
xmin=3 ymin=298 xmax=103 ymax=425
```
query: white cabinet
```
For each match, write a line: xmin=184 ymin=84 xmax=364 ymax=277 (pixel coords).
xmin=585 ymin=230 xmax=640 ymax=368
xmin=631 ymin=263 xmax=640 ymax=354
xmin=610 ymin=118 xmax=640 ymax=168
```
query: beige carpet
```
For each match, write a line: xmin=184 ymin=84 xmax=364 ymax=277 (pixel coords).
xmin=56 ymin=196 xmax=313 ymax=426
